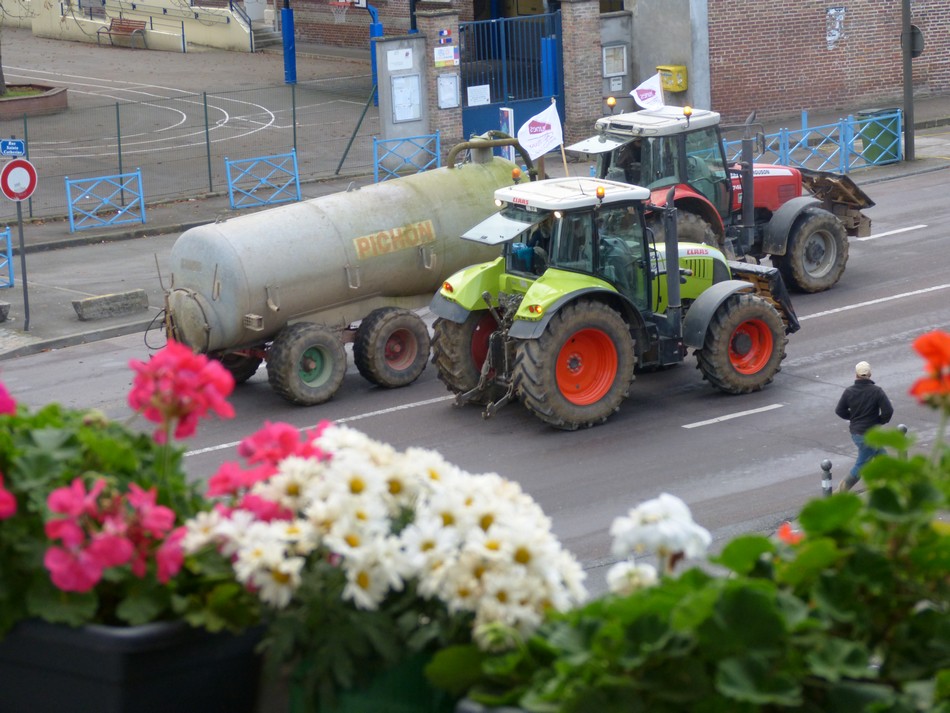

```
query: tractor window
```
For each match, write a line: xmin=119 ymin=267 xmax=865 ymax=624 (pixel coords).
xmin=551 ymin=213 xmax=593 ymax=273
xmin=595 ymin=205 xmax=649 ymax=310
xmin=640 ymin=135 xmax=681 ymax=190
xmin=684 ymin=127 xmax=731 ymax=217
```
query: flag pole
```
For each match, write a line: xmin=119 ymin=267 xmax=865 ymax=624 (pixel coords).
xmin=553 ymin=97 xmax=570 ymax=177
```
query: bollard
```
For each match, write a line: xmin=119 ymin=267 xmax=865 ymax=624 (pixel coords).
xmin=821 ymin=459 xmax=833 ymax=497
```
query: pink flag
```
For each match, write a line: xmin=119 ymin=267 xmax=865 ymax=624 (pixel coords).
xmin=516 ymin=103 xmax=563 ymax=160
xmin=630 ymin=73 xmax=665 ymax=111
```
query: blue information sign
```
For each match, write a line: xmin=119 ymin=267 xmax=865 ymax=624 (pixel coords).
xmin=1 ymin=140 xmax=26 ymax=157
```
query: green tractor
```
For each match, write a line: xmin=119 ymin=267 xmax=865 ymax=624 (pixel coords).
xmin=429 ymin=176 xmax=800 ymax=430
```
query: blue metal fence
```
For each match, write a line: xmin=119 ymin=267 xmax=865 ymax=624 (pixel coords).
xmin=373 ymin=134 xmax=441 ymax=182
xmin=0 ymin=227 xmax=12 ymax=288
xmin=225 ymin=151 xmax=301 ymax=209
xmin=64 ymin=171 xmax=147 ymax=233
xmin=723 ymin=109 xmax=903 ymax=174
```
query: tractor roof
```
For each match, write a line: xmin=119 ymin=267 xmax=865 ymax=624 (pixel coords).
xmin=594 ymin=105 xmax=721 ymax=138
xmin=494 ymin=177 xmax=650 ymax=211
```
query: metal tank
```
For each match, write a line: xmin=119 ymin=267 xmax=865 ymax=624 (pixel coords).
xmin=165 ymin=143 xmax=527 ymax=406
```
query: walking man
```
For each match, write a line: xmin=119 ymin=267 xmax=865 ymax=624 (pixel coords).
xmin=835 ymin=361 xmax=894 ymax=492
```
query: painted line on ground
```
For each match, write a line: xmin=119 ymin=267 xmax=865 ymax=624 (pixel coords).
xmin=682 ymin=403 xmax=783 ymax=429
xmin=855 ymin=224 xmax=927 ymax=241
xmin=798 ymin=283 xmax=950 ymax=321
xmin=185 ymin=395 xmax=455 ymax=458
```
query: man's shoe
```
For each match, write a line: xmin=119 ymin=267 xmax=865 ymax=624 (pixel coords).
xmin=836 ymin=479 xmax=852 ymax=493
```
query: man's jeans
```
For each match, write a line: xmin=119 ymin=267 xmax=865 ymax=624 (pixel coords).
xmin=850 ymin=432 xmax=884 ymax=480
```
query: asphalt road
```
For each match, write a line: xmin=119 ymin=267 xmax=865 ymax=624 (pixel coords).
xmin=5 ymin=167 xmax=948 ymax=596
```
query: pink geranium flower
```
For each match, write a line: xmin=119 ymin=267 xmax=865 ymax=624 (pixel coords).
xmin=47 ymin=478 xmax=106 ymax=519
xmin=43 ymin=546 xmax=104 ymax=593
xmin=0 ymin=474 xmax=16 ymax=519
xmin=128 ymin=340 xmax=236 ymax=443
xmin=0 ymin=381 xmax=15 ymax=416
xmin=156 ymin=527 xmax=187 ymax=584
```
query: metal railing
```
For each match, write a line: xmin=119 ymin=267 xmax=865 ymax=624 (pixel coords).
xmin=723 ymin=109 xmax=903 ymax=174
xmin=225 ymin=150 xmax=301 ymax=208
xmin=64 ymin=170 xmax=147 ymax=232
xmin=373 ymin=133 xmax=440 ymax=182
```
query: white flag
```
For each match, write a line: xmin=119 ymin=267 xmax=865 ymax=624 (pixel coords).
xmin=631 ymin=73 xmax=665 ymax=111
xmin=516 ymin=103 xmax=563 ymax=160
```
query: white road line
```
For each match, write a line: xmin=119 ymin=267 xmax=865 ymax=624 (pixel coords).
xmin=184 ymin=395 xmax=455 ymax=458
xmin=682 ymin=403 xmax=783 ymax=429
xmin=855 ymin=224 xmax=927 ymax=241
xmin=798 ymin=283 xmax=950 ymax=321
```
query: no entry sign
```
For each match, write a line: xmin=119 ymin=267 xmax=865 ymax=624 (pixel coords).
xmin=1 ymin=158 xmax=38 ymax=201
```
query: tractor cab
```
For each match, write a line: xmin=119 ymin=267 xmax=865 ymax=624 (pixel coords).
xmin=567 ymin=106 xmax=733 ymax=221
xmin=460 ymin=177 xmax=653 ymax=312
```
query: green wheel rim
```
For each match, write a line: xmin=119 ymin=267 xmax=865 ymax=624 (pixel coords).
xmin=299 ymin=346 xmax=330 ymax=385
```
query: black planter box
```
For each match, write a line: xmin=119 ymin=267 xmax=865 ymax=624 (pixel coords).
xmin=0 ymin=620 xmax=262 ymax=713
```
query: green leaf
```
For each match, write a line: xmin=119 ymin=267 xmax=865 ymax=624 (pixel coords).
xmin=798 ymin=495 xmax=862 ymax=536
xmin=116 ymin=588 xmax=169 ymax=625
xmin=425 ymin=644 xmax=487 ymax=695
xmin=714 ymin=535 xmax=774 ymax=575
xmin=715 ymin=655 xmax=802 ymax=705
xmin=804 ymin=638 xmax=871 ymax=681
xmin=776 ymin=537 xmax=842 ymax=587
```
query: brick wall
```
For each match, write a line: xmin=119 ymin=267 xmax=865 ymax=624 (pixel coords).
xmin=708 ymin=0 xmax=950 ymax=123
xmin=560 ymin=0 xmax=602 ymax=144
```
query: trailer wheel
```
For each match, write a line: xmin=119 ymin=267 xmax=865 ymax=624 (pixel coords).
xmin=212 ymin=351 xmax=263 ymax=384
xmin=431 ymin=311 xmax=499 ymax=404
xmin=266 ymin=323 xmax=346 ymax=405
xmin=774 ymin=208 xmax=848 ymax=293
xmin=696 ymin=293 xmax=786 ymax=394
xmin=514 ymin=300 xmax=634 ymax=430
xmin=353 ymin=307 xmax=430 ymax=388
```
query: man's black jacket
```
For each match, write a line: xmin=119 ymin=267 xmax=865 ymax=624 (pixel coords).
xmin=835 ymin=378 xmax=894 ymax=435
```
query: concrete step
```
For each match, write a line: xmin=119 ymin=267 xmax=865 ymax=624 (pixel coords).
xmin=251 ymin=26 xmax=282 ymax=51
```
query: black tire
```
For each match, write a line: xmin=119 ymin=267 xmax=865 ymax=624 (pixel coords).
xmin=266 ymin=323 xmax=346 ymax=405
xmin=774 ymin=208 xmax=848 ymax=293
xmin=353 ymin=308 xmax=430 ymax=388
xmin=431 ymin=311 xmax=499 ymax=404
xmin=513 ymin=300 xmax=634 ymax=430
xmin=695 ymin=293 xmax=786 ymax=395
xmin=212 ymin=351 xmax=263 ymax=384
xmin=648 ymin=211 xmax=718 ymax=247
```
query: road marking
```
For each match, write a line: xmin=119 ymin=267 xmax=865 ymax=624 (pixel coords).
xmin=682 ymin=403 xmax=783 ymax=429
xmin=798 ymin=283 xmax=950 ymax=321
xmin=855 ymin=224 xmax=927 ymax=241
xmin=185 ymin=395 xmax=455 ymax=458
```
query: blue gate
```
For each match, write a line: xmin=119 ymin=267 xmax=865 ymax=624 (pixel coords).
xmin=459 ymin=12 xmax=563 ymax=142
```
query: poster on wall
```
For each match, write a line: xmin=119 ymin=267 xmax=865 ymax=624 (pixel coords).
xmin=433 ymin=45 xmax=460 ymax=68
xmin=387 ymin=48 xmax=413 ymax=71
xmin=391 ymin=74 xmax=421 ymax=123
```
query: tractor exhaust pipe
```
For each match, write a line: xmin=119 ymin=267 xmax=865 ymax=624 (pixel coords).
xmin=662 ymin=186 xmax=682 ymax=336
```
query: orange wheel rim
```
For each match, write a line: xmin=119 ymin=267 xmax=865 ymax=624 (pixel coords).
xmin=728 ymin=319 xmax=774 ymax=374
xmin=471 ymin=313 xmax=497 ymax=371
xmin=555 ymin=328 xmax=618 ymax=405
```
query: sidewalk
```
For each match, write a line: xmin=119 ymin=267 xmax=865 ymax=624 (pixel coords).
xmin=2 ymin=36 xmax=950 ymax=359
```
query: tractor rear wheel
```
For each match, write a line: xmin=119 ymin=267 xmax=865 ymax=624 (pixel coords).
xmin=649 ymin=211 xmax=719 ymax=248
xmin=354 ymin=307 xmax=430 ymax=388
xmin=212 ymin=351 xmax=263 ymax=384
xmin=514 ymin=300 xmax=634 ymax=430
xmin=267 ymin=322 xmax=346 ymax=405
xmin=774 ymin=208 xmax=848 ymax=293
xmin=431 ymin=311 xmax=499 ymax=404
xmin=696 ymin=293 xmax=786 ymax=394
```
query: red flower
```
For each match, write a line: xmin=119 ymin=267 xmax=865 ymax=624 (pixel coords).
xmin=0 ymin=381 xmax=15 ymax=416
xmin=0 ymin=474 xmax=16 ymax=519
xmin=777 ymin=522 xmax=803 ymax=545
xmin=128 ymin=340 xmax=235 ymax=443
xmin=156 ymin=527 xmax=186 ymax=584
xmin=43 ymin=546 xmax=104 ymax=593
xmin=910 ymin=330 xmax=950 ymax=407
xmin=47 ymin=478 xmax=106 ymax=519
xmin=127 ymin=484 xmax=176 ymax=537
xmin=238 ymin=421 xmax=327 ymax=466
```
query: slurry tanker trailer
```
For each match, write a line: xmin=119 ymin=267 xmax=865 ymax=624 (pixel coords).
xmin=164 ymin=137 xmax=531 ymax=405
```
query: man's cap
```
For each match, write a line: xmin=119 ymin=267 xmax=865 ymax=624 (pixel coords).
xmin=855 ymin=361 xmax=871 ymax=377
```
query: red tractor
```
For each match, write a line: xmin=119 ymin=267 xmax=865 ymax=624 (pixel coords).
xmin=568 ymin=106 xmax=875 ymax=293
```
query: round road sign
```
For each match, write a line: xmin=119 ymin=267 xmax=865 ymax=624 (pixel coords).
xmin=1 ymin=158 xmax=38 ymax=202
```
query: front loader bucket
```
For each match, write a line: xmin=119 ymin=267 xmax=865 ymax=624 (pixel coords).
xmin=799 ymin=168 xmax=875 ymax=238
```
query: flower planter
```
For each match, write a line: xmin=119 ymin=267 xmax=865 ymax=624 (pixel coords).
xmin=290 ymin=653 xmax=456 ymax=713
xmin=0 ymin=84 xmax=68 ymax=120
xmin=0 ymin=620 xmax=262 ymax=713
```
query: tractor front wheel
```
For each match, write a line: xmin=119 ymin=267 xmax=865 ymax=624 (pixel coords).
xmin=514 ymin=300 xmax=634 ymax=430
xmin=267 ymin=322 xmax=347 ymax=405
xmin=354 ymin=307 xmax=430 ymax=388
xmin=774 ymin=208 xmax=848 ymax=293
xmin=431 ymin=311 xmax=499 ymax=404
xmin=696 ymin=293 xmax=786 ymax=394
